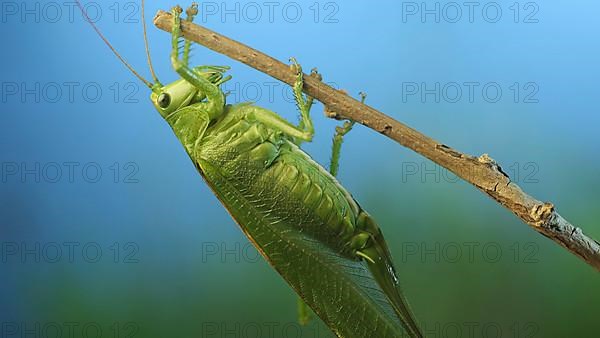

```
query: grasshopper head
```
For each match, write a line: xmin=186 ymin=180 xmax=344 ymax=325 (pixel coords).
xmin=150 ymin=79 xmax=197 ymax=118
xmin=75 ymin=0 xmax=231 ymax=121
xmin=150 ymin=66 xmax=231 ymax=119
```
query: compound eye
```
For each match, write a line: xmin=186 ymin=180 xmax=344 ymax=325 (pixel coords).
xmin=157 ymin=93 xmax=171 ymax=108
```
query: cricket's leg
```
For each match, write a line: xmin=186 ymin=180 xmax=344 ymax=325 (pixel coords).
xmin=329 ymin=92 xmax=365 ymax=176
xmin=236 ymin=59 xmax=318 ymax=143
xmin=290 ymin=58 xmax=315 ymax=145
xmin=176 ymin=5 xmax=232 ymax=82
xmin=170 ymin=6 xmax=225 ymax=118
xmin=182 ymin=3 xmax=198 ymax=66
xmin=297 ymin=297 xmax=311 ymax=325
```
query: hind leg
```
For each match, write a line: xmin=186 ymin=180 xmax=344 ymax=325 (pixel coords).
xmin=329 ymin=92 xmax=365 ymax=176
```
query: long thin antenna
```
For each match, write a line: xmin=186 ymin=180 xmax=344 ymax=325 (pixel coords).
xmin=141 ymin=0 xmax=160 ymax=85
xmin=75 ymin=0 xmax=153 ymax=88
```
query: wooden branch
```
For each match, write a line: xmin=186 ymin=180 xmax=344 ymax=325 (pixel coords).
xmin=154 ymin=10 xmax=600 ymax=272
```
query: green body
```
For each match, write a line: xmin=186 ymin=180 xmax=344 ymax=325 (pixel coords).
xmin=168 ymin=96 xmax=422 ymax=337
xmin=195 ymin=103 xmax=422 ymax=337
xmin=180 ymin=102 xmax=363 ymax=255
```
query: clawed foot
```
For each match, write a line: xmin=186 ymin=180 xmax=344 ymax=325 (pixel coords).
xmin=171 ymin=3 xmax=199 ymax=67
xmin=289 ymin=57 xmax=315 ymax=142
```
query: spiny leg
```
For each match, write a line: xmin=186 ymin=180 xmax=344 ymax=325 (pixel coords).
xmin=298 ymin=68 xmax=320 ymax=130
xmin=246 ymin=59 xmax=314 ymax=143
xmin=297 ymin=297 xmax=311 ymax=326
xmin=182 ymin=3 xmax=199 ymax=66
xmin=170 ymin=5 xmax=225 ymax=117
xmin=289 ymin=58 xmax=315 ymax=145
xmin=329 ymin=92 xmax=366 ymax=177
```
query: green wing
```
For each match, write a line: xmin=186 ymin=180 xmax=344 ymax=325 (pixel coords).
xmin=196 ymin=159 xmax=412 ymax=338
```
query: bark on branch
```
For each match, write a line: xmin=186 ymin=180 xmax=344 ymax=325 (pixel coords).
xmin=154 ymin=10 xmax=600 ymax=272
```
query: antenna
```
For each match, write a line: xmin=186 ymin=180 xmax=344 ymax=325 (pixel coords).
xmin=141 ymin=0 xmax=160 ymax=85
xmin=74 ymin=0 xmax=153 ymax=88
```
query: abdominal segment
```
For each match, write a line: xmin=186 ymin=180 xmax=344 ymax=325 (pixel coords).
xmin=248 ymin=144 xmax=360 ymax=253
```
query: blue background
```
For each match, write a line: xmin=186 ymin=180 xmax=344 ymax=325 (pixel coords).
xmin=1 ymin=1 xmax=599 ymax=337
